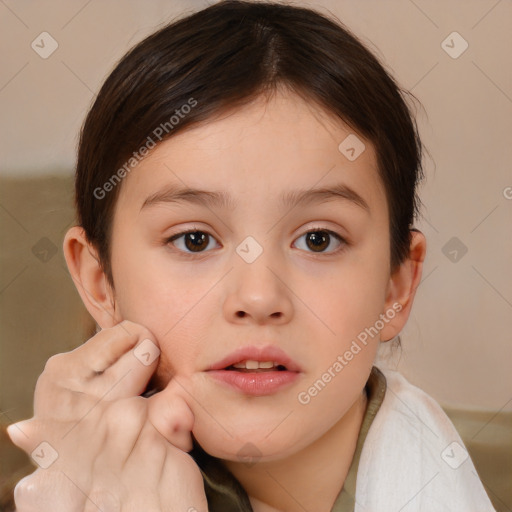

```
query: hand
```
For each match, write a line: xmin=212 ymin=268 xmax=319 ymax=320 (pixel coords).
xmin=6 ymin=320 xmax=208 ymax=512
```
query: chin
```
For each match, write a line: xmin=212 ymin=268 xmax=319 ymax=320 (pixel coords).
xmin=192 ymin=426 xmax=307 ymax=463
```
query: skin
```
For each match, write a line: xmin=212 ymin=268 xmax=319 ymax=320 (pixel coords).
xmin=63 ymin=87 xmax=426 ymax=512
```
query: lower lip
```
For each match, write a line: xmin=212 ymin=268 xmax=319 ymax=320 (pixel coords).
xmin=207 ymin=369 xmax=300 ymax=396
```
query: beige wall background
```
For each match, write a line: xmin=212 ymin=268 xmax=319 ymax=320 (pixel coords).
xmin=1 ymin=0 xmax=511 ymax=412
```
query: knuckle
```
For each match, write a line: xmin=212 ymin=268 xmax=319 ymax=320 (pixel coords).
xmin=105 ymin=397 xmax=147 ymax=434
xmin=55 ymin=389 xmax=89 ymax=418
xmin=13 ymin=473 xmax=34 ymax=500
xmin=34 ymin=376 xmax=64 ymax=413
xmin=13 ymin=471 xmax=45 ymax=508
xmin=43 ymin=353 xmax=67 ymax=373
xmin=163 ymin=447 xmax=202 ymax=481
xmin=14 ymin=469 xmax=86 ymax=511
xmin=87 ymin=488 xmax=121 ymax=512
xmin=34 ymin=371 xmax=49 ymax=394
xmin=137 ymin=424 xmax=167 ymax=458
xmin=35 ymin=384 xmax=90 ymax=422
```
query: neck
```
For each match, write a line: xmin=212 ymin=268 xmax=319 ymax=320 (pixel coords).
xmin=222 ymin=389 xmax=368 ymax=512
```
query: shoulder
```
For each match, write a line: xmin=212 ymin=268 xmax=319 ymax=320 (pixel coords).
xmin=354 ymin=366 xmax=496 ymax=511
xmin=379 ymin=367 xmax=456 ymax=432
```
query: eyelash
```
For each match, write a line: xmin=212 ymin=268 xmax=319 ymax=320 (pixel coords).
xmin=164 ymin=226 xmax=349 ymax=258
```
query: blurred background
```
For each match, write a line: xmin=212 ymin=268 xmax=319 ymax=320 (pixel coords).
xmin=1 ymin=0 xmax=511 ymax=510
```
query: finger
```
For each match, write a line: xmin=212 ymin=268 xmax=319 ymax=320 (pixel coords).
xmin=34 ymin=376 xmax=102 ymax=420
xmin=147 ymin=378 xmax=195 ymax=452
xmin=5 ymin=418 xmax=53 ymax=456
xmin=14 ymin=469 xmax=85 ymax=512
xmin=35 ymin=321 xmax=160 ymax=402
xmin=101 ymin=418 xmax=166 ymax=487
xmin=60 ymin=338 xmax=160 ymax=402
xmin=6 ymin=418 xmax=67 ymax=459
xmin=8 ymin=414 xmax=108 ymax=486
xmin=95 ymin=396 xmax=148 ymax=473
xmin=120 ymin=421 xmax=194 ymax=501
xmin=94 ymin=336 xmax=161 ymax=401
xmin=83 ymin=489 xmax=122 ymax=512
xmin=73 ymin=320 xmax=158 ymax=376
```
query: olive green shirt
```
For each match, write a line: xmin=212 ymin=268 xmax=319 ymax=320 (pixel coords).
xmin=189 ymin=366 xmax=387 ymax=512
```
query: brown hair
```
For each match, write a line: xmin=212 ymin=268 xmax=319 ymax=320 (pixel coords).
xmin=75 ymin=0 xmax=425 ymax=290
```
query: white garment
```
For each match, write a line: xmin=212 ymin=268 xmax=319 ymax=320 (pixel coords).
xmin=355 ymin=367 xmax=496 ymax=511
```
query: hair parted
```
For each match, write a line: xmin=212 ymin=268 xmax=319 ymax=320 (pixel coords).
xmin=75 ymin=0 xmax=425 ymax=289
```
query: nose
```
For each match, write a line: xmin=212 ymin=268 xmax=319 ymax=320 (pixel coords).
xmin=223 ymin=246 xmax=294 ymax=325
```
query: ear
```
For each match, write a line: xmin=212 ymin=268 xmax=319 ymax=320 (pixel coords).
xmin=63 ymin=226 xmax=120 ymax=329
xmin=380 ymin=229 xmax=427 ymax=342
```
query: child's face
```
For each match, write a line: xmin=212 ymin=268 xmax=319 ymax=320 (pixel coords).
xmin=107 ymin=89 xmax=398 ymax=460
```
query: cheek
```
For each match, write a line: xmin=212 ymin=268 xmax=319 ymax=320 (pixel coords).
xmin=111 ymin=257 xmax=212 ymax=374
xmin=305 ymin=257 xmax=388 ymax=341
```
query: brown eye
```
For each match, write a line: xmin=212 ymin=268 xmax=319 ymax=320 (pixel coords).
xmin=184 ymin=231 xmax=209 ymax=252
xmin=306 ymin=231 xmax=329 ymax=252
xmin=167 ymin=230 xmax=218 ymax=253
xmin=294 ymin=229 xmax=345 ymax=254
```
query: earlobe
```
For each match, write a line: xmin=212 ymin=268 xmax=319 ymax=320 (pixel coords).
xmin=63 ymin=226 xmax=119 ymax=329
xmin=380 ymin=229 xmax=427 ymax=342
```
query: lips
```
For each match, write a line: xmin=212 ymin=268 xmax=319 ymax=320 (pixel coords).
xmin=206 ymin=345 xmax=302 ymax=373
xmin=205 ymin=345 xmax=302 ymax=396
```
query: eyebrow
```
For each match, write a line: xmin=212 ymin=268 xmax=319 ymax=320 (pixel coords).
xmin=140 ymin=182 xmax=370 ymax=213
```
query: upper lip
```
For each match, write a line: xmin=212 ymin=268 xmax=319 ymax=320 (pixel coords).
xmin=206 ymin=345 xmax=302 ymax=372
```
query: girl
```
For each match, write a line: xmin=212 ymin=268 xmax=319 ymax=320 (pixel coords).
xmin=7 ymin=1 xmax=496 ymax=510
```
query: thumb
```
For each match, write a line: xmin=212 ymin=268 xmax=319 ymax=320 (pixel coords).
xmin=6 ymin=419 xmax=37 ymax=452
xmin=146 ymin=377 xmax=195 ymax=452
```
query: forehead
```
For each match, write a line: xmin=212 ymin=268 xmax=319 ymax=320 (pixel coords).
xmin=114 ymin=90 xmax=386 ymax=220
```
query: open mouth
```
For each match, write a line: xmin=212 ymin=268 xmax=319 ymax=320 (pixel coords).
xmin=207 ymin=347 xmax=302 ymax=375
xmin=224 ymin=362 xmax=288 ymax=373
xmin=209 ymin=361 xmax=299 ymax=396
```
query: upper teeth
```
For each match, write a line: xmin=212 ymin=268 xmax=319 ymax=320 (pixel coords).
xmin=232 ymin=360 xmax=276 ymax=369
